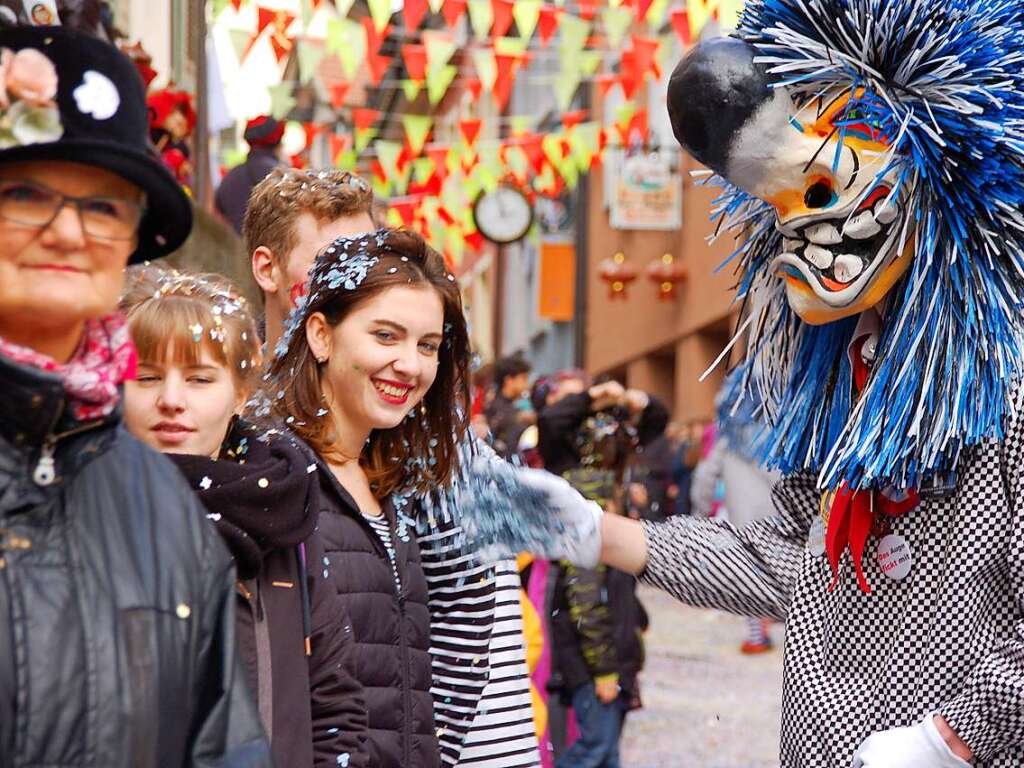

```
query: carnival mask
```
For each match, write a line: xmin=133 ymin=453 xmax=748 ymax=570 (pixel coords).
xmin=668 ymin=37 xmax=911 ymax=324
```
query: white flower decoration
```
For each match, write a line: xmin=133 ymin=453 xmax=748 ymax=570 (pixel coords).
xmin=73 ymin=70 xmax=119 ymax=121
xmin=9 ymin=101 xmax=62 ymax=146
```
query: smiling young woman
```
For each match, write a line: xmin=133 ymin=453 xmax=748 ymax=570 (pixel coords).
xmin=263 ymin=228 xmax=473 ymax=768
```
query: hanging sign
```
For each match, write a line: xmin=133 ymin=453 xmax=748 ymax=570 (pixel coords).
xmin=609 ymin=149 xmax=682 ymax=231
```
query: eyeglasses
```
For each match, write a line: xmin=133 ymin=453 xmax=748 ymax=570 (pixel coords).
xmin=0 ymin=179 xmax=146 ymax=241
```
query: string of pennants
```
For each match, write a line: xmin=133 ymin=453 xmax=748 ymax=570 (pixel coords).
xmin=212 ymin=0 xmax=741 ymax=263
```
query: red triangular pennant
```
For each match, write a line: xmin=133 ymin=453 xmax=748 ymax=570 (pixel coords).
xmin=404 ymin=0 xmax=430 ymax=31
xmin=561 ymin=109 xmax=588 ymax=130
xmin=577 ymin=0 xmax=597 ymax=20
xmin=329 ymin=82 xmax=351 ymax=109
xmin=442 ymin=0 xmax=468 ymax=29
xmin=636 ymin=0 xmax=655 ymax=22
xmin=491 ymin=0 xmax=515 ymax=37
xmin=464 ymin=230 xmax=485 ymax=251
xmin=465 ymin=77 xmax=483 ymax=101
xmin=426 ymin=144 xmax=451 ymax=179
xmin=367 ymin=53 xmax=392 ymax=86
xmin=401 ymin=43 xmax=428 ymax=81
xmin=595 ymin=73 xmax=619 ymax=98
xmin=363 ymin=17 xmax=391 ymax=55
xmin=670 ymin=8 xmax=691 ymax=46
xmin=493 ymin=52 xmax=520 ymax=110
xmin=537 ymin=5 xmax=561 ymax=45
xmin=460 ymin=119 xmax=483 ymax=147
xmin=328 ymin=133 xmax=351 ymax=162
xmin=303 ymin=122 xmax=324 ymax=149
xmin=352 ymin=108 xmax=381 ymax=131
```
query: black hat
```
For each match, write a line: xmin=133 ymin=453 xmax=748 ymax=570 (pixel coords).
xmin=0 ymin=25 xmax=192 ymax=260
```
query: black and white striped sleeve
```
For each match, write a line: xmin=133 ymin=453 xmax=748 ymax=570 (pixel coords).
xmin=639 ymin=471 xmax=818 ymax=621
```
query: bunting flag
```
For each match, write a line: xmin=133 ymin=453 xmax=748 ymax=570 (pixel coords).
xmin=577 ymin=0 xmax=598 ymax=20
xmin=646 ymin=0 xmax=670 ymax=27
xmin=442 ymin=0 xmax=468 ymax=28
xmin=557 ymin=13 xmax=590 ymax=55
xmin=257 ymin=7 xmax=296 ymax=62
xmin=427 ymin=65 xmax=459 ymax=104
xmin=471 ymin=47 xmax=498 ymax=91
xmin=423 ymin=31 xmax=458 ymax=73
xmin=537 ymin=4 xmax=561 ymax=45
xmin=669 ymin=7 xmax=690 ymax=44
xmin=403 ymin=0 xmax=430 ymax=31
xmin=362 ymin=17 xmax=390 ymax=55
xmin=492 ymin=52 xmax=521 ymax=109
xmin=402 ymin=114 xmax=434 ymax=155
xmin=468 ymin=0 xmax=494 ymax=39
xmin=512 ymin=0 xmax=541 ymax=41
xmin=328 ymin=132 xmax=351 ymax=164
xmin=352 ymin=108 xmax=381 ymax=131
xmin=297 ymin=41 xmax=325 ymax=83
xmin=401 ymin=80 xmax=424 ymax=100
xmin=367 ymin=0 xmax=392 ymax=33
xmin=229 ymin=28 xmax=251 ymax=64
xmin=329 ymin=81 xmax=351 ymax=109
xmin=460 ymin=118 xmax=483 ymax=147
xmin=367 ymin=52 xmax=392 ymax=86
xmin=601 ymin=5 xmax=632 ymax=49
xmin=326 ymin=18 xmax=366 ymax=79
xmin=268 ymin=82 xmax=296 ymax=119
xmin=491 ymin=0 xmax=515 ymax=37
xmin=568 ymin=121 xmax=602 ymax=172
xmin=428 ymin=0 xmax=445 ymax=13
xmin=402 ymin=43 xmax=428 ymax=80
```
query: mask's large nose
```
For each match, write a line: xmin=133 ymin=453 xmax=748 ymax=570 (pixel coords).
xmin=667 ymin=37 xmax=775 ymax=180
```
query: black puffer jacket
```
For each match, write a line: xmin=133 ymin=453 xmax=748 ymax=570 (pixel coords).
xmin=0 ymin=356 xmax=271 ymax=767
xmin=315 ymin=465 xmax=438 ymax=768
xmin=169 ymin=421 xmax=370 ymax=768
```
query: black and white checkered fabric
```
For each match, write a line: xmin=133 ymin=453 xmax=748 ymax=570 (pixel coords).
xmin=641 ymin=416 xmax=1024 ymax=766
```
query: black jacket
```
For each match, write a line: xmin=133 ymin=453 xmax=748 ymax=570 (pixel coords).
xmin=169 ymin=421 xmax=369 ymax=768
xmin=0 ymin=356 xmax=271 ymax=767
xmin=537 ymin=392 xmax=670 ymax=478
xmin=550 ymin=564 xmax=648 ymax=699
xmin=315 ymin=467 xmax=438 ymax=768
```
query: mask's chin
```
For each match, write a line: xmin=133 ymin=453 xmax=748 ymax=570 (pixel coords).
xmin=770 ymin=188 xmax=911 ymax=325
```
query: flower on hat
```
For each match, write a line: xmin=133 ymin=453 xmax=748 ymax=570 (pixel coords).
xmin=0 ymin=46 xmax=62 ymax=148
xmin=5 ymin=48 xmax=57 ymax=108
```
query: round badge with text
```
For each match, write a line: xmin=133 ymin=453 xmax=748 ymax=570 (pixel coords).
xmin=876 ymin=534 xmax=912 ymax=581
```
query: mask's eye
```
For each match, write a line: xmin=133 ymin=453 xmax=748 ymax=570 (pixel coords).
xmin=804 ymin=179 xmax=836 ymax=209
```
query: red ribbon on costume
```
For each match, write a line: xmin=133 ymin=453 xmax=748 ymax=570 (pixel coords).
xmin=825 ymin=487 xmax=919 ymax=594
xmin=824 ymin=332 xmax=918 ymax=594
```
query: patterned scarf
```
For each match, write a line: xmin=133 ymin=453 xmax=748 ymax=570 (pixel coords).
xmin=0 ymin=313 xmax=137 ymax=421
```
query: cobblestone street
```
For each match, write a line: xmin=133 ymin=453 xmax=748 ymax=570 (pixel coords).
xmin=620 ymin=586 xmax=784 ymax=768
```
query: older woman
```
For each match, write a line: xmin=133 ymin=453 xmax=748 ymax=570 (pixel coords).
xmin=0 ymin=25 xmax=269 ymax=766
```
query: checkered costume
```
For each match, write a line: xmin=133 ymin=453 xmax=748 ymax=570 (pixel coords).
xmin=641 ymin=405 xmax=1024 ymax=767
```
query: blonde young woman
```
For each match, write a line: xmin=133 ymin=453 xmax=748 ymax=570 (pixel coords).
xmin=121 ymin=266 xmax=370 ymax=768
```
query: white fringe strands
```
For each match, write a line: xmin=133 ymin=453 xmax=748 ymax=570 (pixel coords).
xmin=713 ymin=0 xmax=1024 ymax=490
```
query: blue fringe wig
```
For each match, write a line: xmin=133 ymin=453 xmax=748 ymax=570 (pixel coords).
xmin=715 ymin=0 xmax=1024 ymax=491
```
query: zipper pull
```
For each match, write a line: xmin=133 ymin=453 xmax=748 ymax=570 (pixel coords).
xmin=33 ymin=438 xmax=56 ymax=486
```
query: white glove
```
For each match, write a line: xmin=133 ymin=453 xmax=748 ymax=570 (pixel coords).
xmin=513 ymin=467 xmax=604 ymax=568
xmin=852 ymin=716 xmax=973 ymax=768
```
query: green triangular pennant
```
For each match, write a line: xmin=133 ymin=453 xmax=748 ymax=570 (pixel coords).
xmin=297 ymin=42 xmax=325 ymax=83
xmin=402 ymin=114 xmax=434 ymax=156
xmin=468 ymin=0 xmax=494 ymax=40
xmin=401 ymin=79 xmax=424 ymax=101
xmin=601 ymin=6 xmax=632 ymax=49
xmin=512 ymin=0 xmax=541 ymax=40
xmin=268 ymin=83 xmax=297 ymax=119
xmin=427 ymin=65 xmax=458 ymax=105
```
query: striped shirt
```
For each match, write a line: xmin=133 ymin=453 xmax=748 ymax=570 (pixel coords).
xmin=417 ymin=524 xmax=540 ymax=768
xmin=363 ymin=513 xmax=401 ymax=591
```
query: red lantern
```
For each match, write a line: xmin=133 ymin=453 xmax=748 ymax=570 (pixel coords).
xmin=646 ymin=253 xmax=687 ymax=300
xmin=598 ymin=251 xmax=639 ymax=300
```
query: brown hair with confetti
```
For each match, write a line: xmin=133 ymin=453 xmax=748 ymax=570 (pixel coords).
xmin=264 ymin=228 xmax=471 ymax=500
xmin=120 ymin=265 xmax=262 ymax=396
xmin=243 ymin=167 xmax=374 ymax=268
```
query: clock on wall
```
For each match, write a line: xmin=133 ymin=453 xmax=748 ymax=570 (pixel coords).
xmin=472 ymin=185 xmax=534 ymax=244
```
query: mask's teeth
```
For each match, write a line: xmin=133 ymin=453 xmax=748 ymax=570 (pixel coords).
xmin=805 ymin=222 xmax=843 ymax=245
xmin=874 ymin=198 xmax=898 ymax=225
xmin=843 ymin=210 xmax=882 ymax=240
xmin=833 ymin=254 xmax=865 ymax=283
xmin=804 ymin=245 xmax=835 ymax=270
